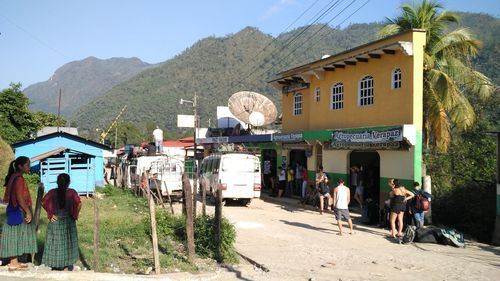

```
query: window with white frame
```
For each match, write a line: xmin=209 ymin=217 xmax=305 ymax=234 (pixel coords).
xmin=359 ymin=76 xmax=374 ymax=106
xmin=330 ymin=82 xmax=344 ymax=110
xmin=293 ymin=93 xmax=303 ymax=115
xmin=392 ymin=68 xmax=402 ymax=89
xmin=314 ymin=87 xmax=320 ymax=102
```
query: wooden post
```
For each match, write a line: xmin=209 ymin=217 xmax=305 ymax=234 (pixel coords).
xmin=152 ymin=179 xmax=166 ymax=209
xmin=201 ymin=179 xmax=206 ymax=216
xmin=148 ymin=188 xmax=161 ymax=274
xmin=93 ymin=197 xmax=100 ymax=271
xmin=214 ymin=187 xmax=223 ymax=261
xmin=182 ymin=173 xmax=195 ymax=262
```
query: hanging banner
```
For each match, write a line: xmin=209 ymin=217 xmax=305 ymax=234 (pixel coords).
xmin=331 ymin=127 xmax=403 ymax=144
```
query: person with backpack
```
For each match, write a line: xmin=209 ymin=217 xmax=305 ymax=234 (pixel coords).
xmin=0 ymin=156 xmax=37 ymax=271
xmin=411 ymin=182 xmax=432 ymax=229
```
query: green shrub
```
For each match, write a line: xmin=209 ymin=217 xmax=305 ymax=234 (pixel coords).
xmin=432 ymin=181 xmax=495 ymax=242
xmin=151 ymin=210 xmax=238 ymax=264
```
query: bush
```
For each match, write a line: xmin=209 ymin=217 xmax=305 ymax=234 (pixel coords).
xmin=432 ymin=181 xmax=495 ymax=243
xmin=152 ymin=210 xmax=238 ymax=264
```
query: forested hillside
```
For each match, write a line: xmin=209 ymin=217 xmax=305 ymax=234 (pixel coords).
xmin=24 ymin=57 xmax=153 ymax=117
xmin=72 ymin=12 xmax=497 ymax=135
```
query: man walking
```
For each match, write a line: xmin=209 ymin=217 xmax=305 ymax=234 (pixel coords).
xmin=333 ymin=178 xmax=354 ymax=235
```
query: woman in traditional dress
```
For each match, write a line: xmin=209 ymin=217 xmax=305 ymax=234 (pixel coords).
xmin=0 ymin=156 xmax=37 ymax=271
xmin=41 ymin=173 xmax=81 ymax=270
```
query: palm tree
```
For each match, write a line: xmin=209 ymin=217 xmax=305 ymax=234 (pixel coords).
xmin=379 ymin=0 xmax=494 ymax=152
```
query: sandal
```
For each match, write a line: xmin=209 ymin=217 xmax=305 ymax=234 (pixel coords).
xmin=8 ymin=265 xmax=29 ymax=271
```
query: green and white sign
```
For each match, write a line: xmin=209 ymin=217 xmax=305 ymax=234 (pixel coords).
xmin=332 ymin=127 xmax=403 ymax=144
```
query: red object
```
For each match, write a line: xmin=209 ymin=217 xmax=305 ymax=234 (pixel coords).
xmin=3 ymin=173 xmax=32 ymax=208
xmin=220 ymin=183 xmax=227 ymax=190
xmin=253 ymin=183 xmax=261 ymax=191
xmin=416 ymin=193 xmax=430 ymax=211
xmin=42 ymin=188 xmax=81 ymax=220
xmin=302 ymin=169 xmax=308 ymax=181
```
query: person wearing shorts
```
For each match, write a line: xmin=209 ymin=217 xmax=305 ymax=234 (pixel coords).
xmin=333 ymin=178 xmax=354 ymax=235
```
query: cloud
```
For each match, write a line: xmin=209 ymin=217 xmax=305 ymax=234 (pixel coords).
xmin=261 ymin=0 xmax=295 ymax=20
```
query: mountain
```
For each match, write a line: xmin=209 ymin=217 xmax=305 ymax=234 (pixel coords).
xmin=24 ymin=57 xmax=153 ymax=117
xmin=73 ymin=24 xmax=382 ymax=133
xmin=72 ymin=12 xmax=498 ymax=134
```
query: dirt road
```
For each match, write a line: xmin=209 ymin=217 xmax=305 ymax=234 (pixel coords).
xmin=217 ymin=196 xmax=500 ymax=281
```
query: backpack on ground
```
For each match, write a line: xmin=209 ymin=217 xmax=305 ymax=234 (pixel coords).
xmin=416 ymin=192 xmax=430 ymax=211
xmin=400 ymin=225 xmax=416 ymax=244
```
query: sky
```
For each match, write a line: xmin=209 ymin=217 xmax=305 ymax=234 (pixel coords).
xmin=0 ymin=0 xmax=498 ymax=89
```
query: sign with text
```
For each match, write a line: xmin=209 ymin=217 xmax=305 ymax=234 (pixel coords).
xmin=197 ymin=137 xmax=229 ymax=144
xmin=177 ymin=115 xmax=195 ymax=128
xmin=272 ymin=132 xmax=304 ymax=142
xmin=331 ymin=127 xmax=403 ymax=144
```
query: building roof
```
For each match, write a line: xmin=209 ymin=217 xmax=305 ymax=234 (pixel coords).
xmin=268 ymin=29 xmax=426 ymax=87
xmin=162 ymin=140 xmax=193 ymax=147
xmin=12 ymin=131 xmax=111 ymax=150
xmin=30 ymin=147 xmax=94 ymax=162
xmin=37 ymin=127 xmax=78 ymax=137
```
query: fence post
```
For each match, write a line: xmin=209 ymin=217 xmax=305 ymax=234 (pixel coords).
xmin=201 ymin=179 xmax=206 ymax=216
xmin=214 ymin=187 xmax=223 ymax=261
xmin=147 ymin=187 xmax=161 ymax=274
xmin=182 ymin=173 xmax=195 ymax=262
xmin=93 ymin=196 xmax=100 ymax=271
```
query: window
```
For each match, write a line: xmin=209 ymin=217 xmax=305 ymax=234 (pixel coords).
xmin=293 ymin=93 xmax=303 ymax=115
xmin=314 ymin=87 xmax=320 ymax=102
xmin=359 ymin=76 xmax=374 ymax=106
xmin=392 ymin=68 xmax=402 ymax=89
xmin=330 ymin=82 xmax=344 ymax=110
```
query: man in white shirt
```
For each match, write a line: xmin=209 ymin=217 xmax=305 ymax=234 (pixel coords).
xmin=152 ymin=126 xmax=163 ymax=153
xmin=333 ymin=178 xmax=354 ymax=235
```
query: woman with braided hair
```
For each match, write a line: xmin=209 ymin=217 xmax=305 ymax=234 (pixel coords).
xmin=0 ymin=156 xmax=37 ymax=271
xmin=41 ymin=173 xmax=81 ymax=270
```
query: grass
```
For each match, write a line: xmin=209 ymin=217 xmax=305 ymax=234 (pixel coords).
xmin=1 ymin=179 xmax=214 ymax=273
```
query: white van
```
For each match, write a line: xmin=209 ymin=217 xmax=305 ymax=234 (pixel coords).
xmin=200 ymin=153 xmax=261 ymax=205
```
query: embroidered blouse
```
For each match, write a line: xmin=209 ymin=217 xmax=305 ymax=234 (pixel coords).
xmin=42 ymin=188 xmax=81 ymax=220
xmin=3 ymin=172 xmax=32 ymax=208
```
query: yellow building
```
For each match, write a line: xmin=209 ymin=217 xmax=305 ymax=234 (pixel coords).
xmin=270 ymin=29 xmax=426 ymax=205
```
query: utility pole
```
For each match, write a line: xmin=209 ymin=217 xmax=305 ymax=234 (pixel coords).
xmin=193 ymin=93 xmax=198 ymax=217
xmin=57 ymin=89 xmax=62 ymax=132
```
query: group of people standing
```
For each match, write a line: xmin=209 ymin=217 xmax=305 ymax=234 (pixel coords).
xmin=1 ymin=156 xmax=81 ymax=271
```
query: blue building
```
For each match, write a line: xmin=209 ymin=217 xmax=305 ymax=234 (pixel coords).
xmin=12 ymin=132 xmax=110 ymax=195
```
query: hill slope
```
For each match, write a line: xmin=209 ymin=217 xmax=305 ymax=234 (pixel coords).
xmin=73 ymin=12 xmax=498 ymax=134
xmin=73 ymin=23 xmax=382 ymax=133
xmin=24 ymin=57 xmax=153 ymax=117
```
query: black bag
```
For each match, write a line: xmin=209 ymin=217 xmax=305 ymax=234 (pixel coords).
xmin=401 ymin=225 xmax=416 ymax=244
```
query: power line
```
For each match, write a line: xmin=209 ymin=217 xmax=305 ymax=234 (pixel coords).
xmin=0 ymin=13 xmax=70 ymax=60
xmin=218 ymin=0 xmax=346 ymax=97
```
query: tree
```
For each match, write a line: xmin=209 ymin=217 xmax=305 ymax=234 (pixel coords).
xmin=0 ymin=83 xmax=40 ymax=144
xmin=105 ymin=122 xmax=145 ymax=148
xmin=379 ymin=0 xmax=494 ymax=152
xmin=33 ymin=111 xmax=67 ymax=128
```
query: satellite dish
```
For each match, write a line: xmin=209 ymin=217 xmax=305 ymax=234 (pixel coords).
xmin=228 ymin=91 xmax=277 ymax=126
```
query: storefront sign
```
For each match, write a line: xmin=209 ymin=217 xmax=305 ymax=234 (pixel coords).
xmin=197 ymin=137 xmax=229 ymax=144
xmin=282 ymin=143 xmax=311 ymax=150
xmin=272 ymin=132 xmax=304 ymax=142
xmin=331 ymin=127 xmax=403 ymax=144
xmin=328 ymin=141 xmax=403 ymax=150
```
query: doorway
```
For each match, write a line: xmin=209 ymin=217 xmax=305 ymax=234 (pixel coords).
xmin=289 ymin=149 xmax=307 ymax=196
xmin=262 ymin=149 xmax=277 ymax=191
xmin=349 ymin=150 xmax=380 ymax=207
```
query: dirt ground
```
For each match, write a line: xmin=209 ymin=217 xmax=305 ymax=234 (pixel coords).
xmin=215 ymin=195 xmax=500 ymax=281
xmin=1 ymin=194 xmax=499 ymax=281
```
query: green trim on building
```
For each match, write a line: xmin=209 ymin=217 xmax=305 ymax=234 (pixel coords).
xmin=497 ymin=191 xmax=500 ymax=215
xmin=380 ymin=177 xmax=414 ymax=192
xmin=304 ymin=130 xmax=332 ymax=141
xmin=414 ymin=130 xmax=423 ymax=183
xmin=327 ymin=173 xmax=349 ymax=186
xmin=308 ymin=171 xmax=316 ymax=183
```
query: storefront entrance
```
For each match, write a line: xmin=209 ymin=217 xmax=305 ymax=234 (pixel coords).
xmin=349 ymin=151 xmax=380 ymax=208
xmin=289 ymin=149 xmax=307 ymax=196
xmin=262 ymin=149 xmax=277 ymax=191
